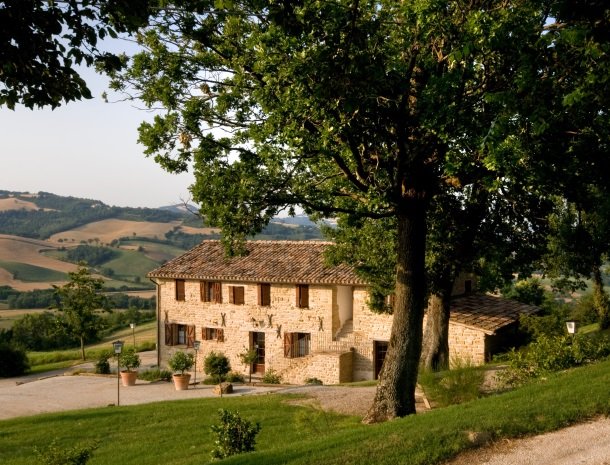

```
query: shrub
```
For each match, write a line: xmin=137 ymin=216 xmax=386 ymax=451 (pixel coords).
xmin=305 ymin=377 xmax=323 ymax=385
xmin=120 ymin=347 xmax=141 ymax=372
xmin=168 ymin=351 xmax=194 ymax=375
xmin=34 ymin=439 xmax=98 ymax=465
xmin=497 ymin=334 xmax=610 ymax=387
xmin=261 ymin=368 xmax=282 ymax=384
xmin=210 ymin=409 xmax=261 ymax=460
xmin=226 ymin=371 xmax=245 ymax=383
xmin=138 ymin=368 xmax=172 ymax=382
xmin=204 ymin=351 xmax=231 ymax=383
xmin=418 ymin=360 xmax=484 ymax=407
xmin=94 ymin=351 xmax=112 ymax=375
xmin=0 ymin=343 xmax=29 ymax=377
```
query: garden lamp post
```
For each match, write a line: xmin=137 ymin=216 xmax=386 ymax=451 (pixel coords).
xmin=193 ymin=340 xmax=201 ymax=387
xmin=130 ymin=322 xmax=136 ymax=347
xmin=566 ymin=321 xmax=577 ymax=336
xmin=112 ymin=340 xmax=124 ymax=406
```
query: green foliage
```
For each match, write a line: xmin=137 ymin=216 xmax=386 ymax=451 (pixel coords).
xmin=210 ymin=409 xmax=261 ymax=460
xmin=497 ymin=334 xmax=610 ymax=387
xmin=225 ymin=371 xmax=245 ymax=383
xmin=11 ymin=311 xmax=78 ymax=350
xmin=502 ymin=278 xmax=546 ymax=306
xmin=305 ymin=377 xmax=323 ymax=385
xmin=65 ymin=245 xmax=119 ymax=266
xmin=94 ymin=351 xmax=112 ymax=375
xmin=418 ymin=361 xmax=485 ymax=407
xmin=53 ymin=265 xmax=108 ymax=359
xmin=0 ymin=343 xmax=29 ymax=377
xmin=261 ymin=368 xmax=282 ymax=385
xmin=34 ymin=439 xmax=98 ymax=465
xmin=204 ymin=351 xmax=231 ymax=383
xmin=120 ymin=347 xmax=141 ymax=372
xmin=572 ymin=293 xmax=601 ymax=326
xmin=138 ymin=368 xmax=172 ymax=382
xmin=168 ymin=351 xmax=194 ymax=375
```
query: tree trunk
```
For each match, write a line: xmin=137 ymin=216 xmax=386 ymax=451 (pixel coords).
xmin=420 ymin=285 xmax=451 ymax=371
xmin=592 ymin=266 xmax=610 ymax=330
xmin=363 ymin=205 xmax=427 ymax=423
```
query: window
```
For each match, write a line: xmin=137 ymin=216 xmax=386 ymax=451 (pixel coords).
xmin=200 ymin=281 xmax=222 ymax=303
xmin=175 ymin=279 xmax=185 ymax=301
xmin=385 ymin=293 xmax=395 ymax=309
xmin=202 ymin=327 xmax=225 ymax=342
xmin=164 ymin=323 xmax=195 ymax=347
xmin=258 ymin=283 xmax=271 ymax=306
xmin=229 ymin=285 xmax=245 ymax=305
xmin=464 ymin=279 xmax=472 ymax=294
xmin=284 ymin=332 xmax=311 ymax=358
xmin=296 ymin=284 xmax=309 ymax=308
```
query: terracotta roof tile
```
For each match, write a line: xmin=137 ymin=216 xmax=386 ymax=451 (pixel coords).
xmin=147 ymin=240 xmax=368 ymax=285
xmin=450 ymin=294 xmax=540 ymax=334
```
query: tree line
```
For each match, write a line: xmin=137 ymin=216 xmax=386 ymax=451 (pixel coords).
xmin=1 ymin=288 xmax=155 ymax=310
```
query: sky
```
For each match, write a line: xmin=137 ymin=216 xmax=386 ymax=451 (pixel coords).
xmin=0 ymin=64 xmax=195 ymax=209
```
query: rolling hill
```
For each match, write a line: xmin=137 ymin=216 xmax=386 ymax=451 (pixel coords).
xmin=0 ymin=190 xmax=323 ymax=292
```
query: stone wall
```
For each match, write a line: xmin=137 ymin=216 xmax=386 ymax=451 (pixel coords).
xmin=157 ymin=278 xmax=340 ymax=384
xmin=156 ymin=278 xmax=491 ymax=384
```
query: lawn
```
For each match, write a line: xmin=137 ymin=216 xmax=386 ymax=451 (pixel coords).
xmin=1 ymin=358 xmax=609 ymax=465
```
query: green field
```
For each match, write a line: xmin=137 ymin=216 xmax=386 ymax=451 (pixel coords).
xmin=0 ymin=261 xmax=67 ymax=282
xmin=1 ymin=359 xmax=609 ymax=465
xmin=129 ymin=240 xmax=186 ymax=263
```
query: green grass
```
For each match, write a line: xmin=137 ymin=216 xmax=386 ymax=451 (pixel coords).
xmin=0 ymin=261 xmax=67 ymax=282
xmin=26 ymin=321 xmax=157 ymax=369
xmin=1 ymin=360 xmax=610 ymax=465
xmin=128 ymin=240 xmax=186 ymax=263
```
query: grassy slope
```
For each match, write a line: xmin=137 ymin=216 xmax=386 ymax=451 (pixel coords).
xmin=0 ymin=261 xmax=67 ymax=282
xmin=1 ymin=359 xmax=609 ymax=465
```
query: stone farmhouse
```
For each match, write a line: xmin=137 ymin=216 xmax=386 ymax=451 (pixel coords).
xmin=147 ymin=240 xmax=538 ymax=385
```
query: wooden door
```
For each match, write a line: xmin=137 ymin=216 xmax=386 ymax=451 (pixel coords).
xmin=250 ymin=332 xmax=266 ymax=374
xmin=373 ymin=340 xmax=388 ymax=380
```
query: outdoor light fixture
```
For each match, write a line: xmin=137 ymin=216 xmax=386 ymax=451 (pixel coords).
xmin=566 ymin=321 xmax=577 ymax=335
xmin=193 ymin=340 xmax=201 ymax=387
xmin=130 ymin=322 xmax=136 ymax=347
xmin=112 ymin=340 xmax=124 ymax=406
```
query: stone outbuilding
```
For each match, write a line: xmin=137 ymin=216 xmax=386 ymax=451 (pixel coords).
xmin=147 ymin=240 xmax=538 ymax=385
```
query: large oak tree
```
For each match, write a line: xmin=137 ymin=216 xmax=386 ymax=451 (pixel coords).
xmin=111 ymin=0 xmax=582 ymax=421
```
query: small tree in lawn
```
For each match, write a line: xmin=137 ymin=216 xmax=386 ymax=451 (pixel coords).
xmin=204 ymin=351 xmax=231 ymax=384
xmin=53 ymin=264 xmax=108 ymax=360
xmin=239 ymin=348 xmax=258 ymax=384
xmin=210 ymin=409 xmax=261 ymax=460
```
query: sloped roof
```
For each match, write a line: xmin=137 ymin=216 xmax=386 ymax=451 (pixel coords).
xmin=450 ymin=294 xmax=540 ymax=335
xmin=147 ymin=240 xmax=367 ymax=285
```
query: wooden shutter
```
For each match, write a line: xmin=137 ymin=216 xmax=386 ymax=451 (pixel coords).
xmin=258 ymin=283 xmax=270 ymax=306
xmin=200 ymin=281 xmax=206 ymax=301
xmin=186 ymin=325 xmax=195 ymax=348
xmin=297 ymin=284 xmax=309 ymax=308
xmin=165 ymin=322 xmax=173 ymax=346
xmin=175 ymin=279 xmax=185 ymax=301
xmin=236 ymin=286 xmax=244 ymax=305
xmin=214 ymin=282 xmax=222 ymax=303
xmin=284 ymin=332 xmax=294 ymax=358
xmin=217 ymin=328 xmax=225 ymax=342
xmin=229 ymin=286 xmax=235 ymax=304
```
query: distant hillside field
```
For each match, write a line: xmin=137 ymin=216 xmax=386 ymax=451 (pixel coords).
xmin=0 ymin=190 xmax=323 ymax=292
xmin=0 ymin=197 xmax=47 ymax=212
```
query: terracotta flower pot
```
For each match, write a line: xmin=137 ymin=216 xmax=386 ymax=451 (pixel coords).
xmin=172 ymin=373 xmax=191 ymax=390
xmin=120 ymin=370 xmax=138 ymax=387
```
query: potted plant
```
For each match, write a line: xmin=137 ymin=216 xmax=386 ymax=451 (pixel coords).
xmin=168 ymin=351 xmax=195 ymax=390
xmin=120 ymin=347 xmax=141 ymax=386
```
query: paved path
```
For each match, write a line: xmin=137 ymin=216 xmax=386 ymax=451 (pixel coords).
xmin=0 ymin=351 xmax=282 ymax=420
